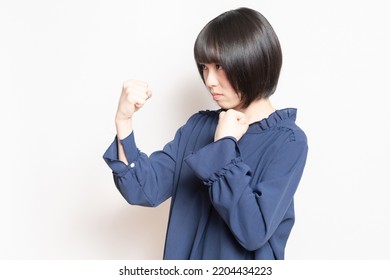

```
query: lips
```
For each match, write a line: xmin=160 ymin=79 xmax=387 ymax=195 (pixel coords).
xmin=211 ymin=93 xmax=223 ymax=101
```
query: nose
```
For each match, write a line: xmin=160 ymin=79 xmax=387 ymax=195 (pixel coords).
xmin=204 ymin=68 xmax=219 ymax=89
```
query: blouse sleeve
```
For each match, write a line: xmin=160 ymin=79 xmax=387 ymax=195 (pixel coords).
xmin=185 ymin=136 xmax=308 ymax=251
xmin=103 ymin=128 xmax=182 ymax=207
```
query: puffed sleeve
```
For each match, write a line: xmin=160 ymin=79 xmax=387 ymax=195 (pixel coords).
xmin=103 ymin=128 xmax=183 ymax=207
xmin=185 ymin=136 xmax=308 ymax=251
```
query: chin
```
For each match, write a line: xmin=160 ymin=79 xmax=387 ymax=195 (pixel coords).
xmin=218 ymin=104 xmax=236 ymax=110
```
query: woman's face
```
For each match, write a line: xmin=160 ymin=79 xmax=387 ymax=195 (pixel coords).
xmin=200 ymin=63 xmax=242 ymax=110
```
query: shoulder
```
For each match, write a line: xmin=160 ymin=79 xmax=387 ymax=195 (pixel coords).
xmin=169 ymin=110 xmax=220 ymax=148
xmin=184 ymin=109 xmax=220 ymax=127
xmin=193 ymin=109 xmax=221 ymax=118
xmin=273 ymin=108 xmax=307 ymax=144
xmin=269 ymin=110 xmax=308 ymax=162
xmin=280 ymin=122 xmax=307 ymax=144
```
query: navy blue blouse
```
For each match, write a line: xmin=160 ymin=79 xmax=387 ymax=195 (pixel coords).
xmin=103 ymin=108 xmax=308 ymax=259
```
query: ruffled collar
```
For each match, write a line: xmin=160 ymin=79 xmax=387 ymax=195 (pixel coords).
xmin=248 ymin=108 xmax=297 ymax=132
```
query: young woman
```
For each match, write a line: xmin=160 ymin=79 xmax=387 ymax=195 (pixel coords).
xmin=103 ymin=7 xmax=308 ymax=260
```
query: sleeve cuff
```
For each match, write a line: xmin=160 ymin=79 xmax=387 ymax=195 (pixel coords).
xmin=120 ymin=132 xmax=140 ymax=162
xmin=103 ymin=132 xmax=140 ymax=174
xmin=185 ymin=137 xmax=240 ymax=181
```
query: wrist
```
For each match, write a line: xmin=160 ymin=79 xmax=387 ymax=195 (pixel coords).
xmin=115 ymin=117 xmax=133 ymax=140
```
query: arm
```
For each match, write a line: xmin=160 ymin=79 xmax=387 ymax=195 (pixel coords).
xmin=103 ymin=128 xmax=181 ymax=207
xmin=115 ymin=119 xmax=133 ymax=165
xmin=185 ymin=136 xmax=308 ymax=251
xmin=103 ymin=80 xmax=176 ymax=207
xmin=115 ymin=80 xmax=152 ymax=165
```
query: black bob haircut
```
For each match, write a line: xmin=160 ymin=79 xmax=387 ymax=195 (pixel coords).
xmin=194 ymin=7 xmax=282 ymax=108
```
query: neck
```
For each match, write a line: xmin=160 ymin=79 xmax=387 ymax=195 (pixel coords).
xmin=235 ymin=98 xmax=275 ymax=124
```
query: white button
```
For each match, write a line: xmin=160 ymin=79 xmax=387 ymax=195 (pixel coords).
xmin=130 ymin=162 xmax=135 ymax=168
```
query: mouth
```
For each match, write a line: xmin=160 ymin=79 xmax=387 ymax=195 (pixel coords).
xmin=211 ymin=93 xmax=223 ymax=101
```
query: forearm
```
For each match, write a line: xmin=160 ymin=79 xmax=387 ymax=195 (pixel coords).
xmin=103 ymin=121 xmax=180 ymax=207
xmin=113 ymin=79 xmax=152 ymax=164
xmin=115 ymin=118 xmax=133 ymax=165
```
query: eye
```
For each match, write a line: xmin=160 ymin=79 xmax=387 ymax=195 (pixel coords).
xmin=215 ymin=64 xmax=223 ymax=70
xmin=199 ymin=64 xmax=208 ymax=71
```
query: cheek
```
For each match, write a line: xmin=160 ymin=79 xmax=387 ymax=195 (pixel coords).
xmin=220 ymin=73 xmax=237 ymax=94
xmin=202 ymin=72 xmax=207 ymax=82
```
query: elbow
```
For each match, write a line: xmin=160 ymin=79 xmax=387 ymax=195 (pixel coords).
xmin=233 ymin=223 xmax=271 ymax=251
xmin=119 ymin=186 xmax=157 ymax=207
xmin=237 ymin=233 xmax=270 ymax=251
xmin=115 ymin=176 xmax=157 ymax=207
xmin=119 ymin=184 xmax=158 ymax=207
xmin=230 ymin=214 xmax=269 ymax=251
xmin=238 ymin=217 xmax=295 ymax=252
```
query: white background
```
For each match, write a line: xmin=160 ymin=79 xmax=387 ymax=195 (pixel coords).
xmin=1 ymin=0 xmax=389 ymax=259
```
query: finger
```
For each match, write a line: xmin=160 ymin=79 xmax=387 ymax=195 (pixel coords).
xmin=128 ymin=94 xmax=147 ymax=107
xmin=238 ymin=116 xmax=248 ymax=124
xmin=237 ymin=114 xmax=245 ymax=122
xmin=134 ymin=100 xmax=145 ymax=108
xmin=134 ymin=83 xmax=151 ymax=99
xmin=233 ymin=110 xmax=245 ymax=120
xmin=123 ymin=80 xmax=149 ymax=93
xmin=146 ymin=89 xmax=152 ymax=99
xmin=126 ymin=86 xmax=151 ymax=102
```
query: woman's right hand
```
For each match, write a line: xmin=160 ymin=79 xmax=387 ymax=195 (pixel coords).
xmin=115 ymin=80 xmax=152 ymax=142
xmin=115 ymin=80 xmax=152 ymax=122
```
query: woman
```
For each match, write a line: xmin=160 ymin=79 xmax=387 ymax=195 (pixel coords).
xmin=103 ymin=7 xmax=308 ymax=260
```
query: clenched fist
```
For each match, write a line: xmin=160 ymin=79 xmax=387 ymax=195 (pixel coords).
xmin=214 ymin=109 xmax=249 ymax=142
xmin=115 ymin=80 xmax=152 ymax=142
xmin=115 ymin=80 xmax=152 ymax=122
